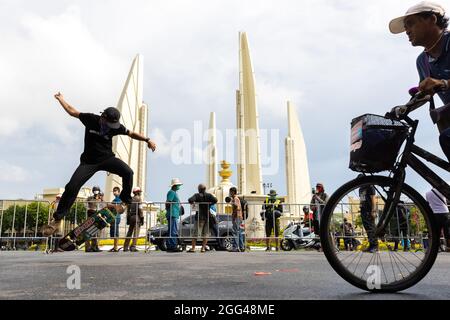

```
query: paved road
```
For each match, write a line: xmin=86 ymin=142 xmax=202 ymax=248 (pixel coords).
xmin=1 ymin=251 xmax=450 ymax=300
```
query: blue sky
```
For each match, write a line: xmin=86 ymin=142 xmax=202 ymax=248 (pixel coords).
xmin=1 ymin=0 xmax=448 ymax=203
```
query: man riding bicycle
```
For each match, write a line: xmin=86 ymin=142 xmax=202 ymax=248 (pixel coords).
xmin=320 ymin=2 xmax=450 ymax=292
xmin=390 ymin=1 xmax=450 ymax=156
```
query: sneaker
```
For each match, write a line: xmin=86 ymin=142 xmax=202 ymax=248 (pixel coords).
xmin=130 ymin=246 xmax=139 ymax=252
xmin=167 ymin=247 xmax=183 ymax=253
xmin=42 ymin=220 xmax=62 ymax=237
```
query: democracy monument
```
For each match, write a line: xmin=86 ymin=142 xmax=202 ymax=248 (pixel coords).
xmin=39 ymin=32 xmax=312 ymax=239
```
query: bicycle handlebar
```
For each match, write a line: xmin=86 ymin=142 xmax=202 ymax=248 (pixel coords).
xmin=385 ymin=86 xmax=446 ymax=121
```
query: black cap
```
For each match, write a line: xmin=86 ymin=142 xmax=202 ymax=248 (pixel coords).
xmin=102 ymin=107 xmax=121 ymax=129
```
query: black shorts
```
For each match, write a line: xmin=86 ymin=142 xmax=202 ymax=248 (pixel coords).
xmin=265 ymin=220 xmax=279 ymax=237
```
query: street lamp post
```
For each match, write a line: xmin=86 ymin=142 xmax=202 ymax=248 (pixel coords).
xmin=263 ymin=183 xmax=273 ymax=195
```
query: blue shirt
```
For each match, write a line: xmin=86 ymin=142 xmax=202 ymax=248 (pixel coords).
xmin=113 ymin=195 xmax=121 ymax=204
xmin=112 ymin=195 xmax=122 ymax=221
xmin=166 ymin=190 xmax=181 ymax=218
xmin=417 ymin=32 xmax=450 ymax=104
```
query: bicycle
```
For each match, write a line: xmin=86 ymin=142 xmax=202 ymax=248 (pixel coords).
xmin=320 ymin=89 xmax=448 ymax=292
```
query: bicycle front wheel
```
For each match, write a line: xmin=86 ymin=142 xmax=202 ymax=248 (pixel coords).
xmin=320 ymin=175 xmax=439 ymax=292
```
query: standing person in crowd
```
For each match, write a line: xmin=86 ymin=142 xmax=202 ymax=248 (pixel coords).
xmin=188 ymin=184 xmax=218 ymax=253
xmin=229 ymin=187 xmax=244 ymax=252
xmin=426 ymin=188 xmax=450 ymax=252
xmin=166 ymin=179 xmax=184 ymax=253
xmin=123 ymin=187 xmax=144 ymax=252
xmin=85 ymin=186 xmax=102 ymax=252
xmin=302 ymin=206 xmax=313 ymax=229
xmin=109 ymin=187 xmax=124 ymax=252
xmin=261 ymin=190 xmax=283 ymax=251
xmin=310 ymin=183 xmax=329 ymax=236
xmin=340 ymin=218 xmax=356 ymax=251
xmin=43 ymin=92 xmax=156 ymax=237
xmin=390 ymin=202 xmax=410 ymax=252
xmin=359 ymin=178 xmax=378 ymax=253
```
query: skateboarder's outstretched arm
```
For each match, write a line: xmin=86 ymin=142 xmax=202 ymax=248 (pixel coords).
xmin=54 ymin=92 xmax=80 ymax=118
xmin=127 ymin=131 xmax=157 ymax=152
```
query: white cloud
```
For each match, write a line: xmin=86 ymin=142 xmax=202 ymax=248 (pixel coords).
xmin=0 ymin=118 xmax=20 ymax=137
xmin=0 ymin=5 xmax=130 ymax=144
xmin=0 ymin=161 xmax=27 ymax=182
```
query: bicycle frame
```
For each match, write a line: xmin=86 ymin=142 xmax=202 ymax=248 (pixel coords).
xmin=375 ymin=115 xmax=450 ymax=236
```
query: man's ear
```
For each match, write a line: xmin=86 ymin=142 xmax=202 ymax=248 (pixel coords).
xmin=432 ymin=14 xmax=438 ymax=25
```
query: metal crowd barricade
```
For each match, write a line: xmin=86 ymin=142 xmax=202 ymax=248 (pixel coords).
xmin=0 ymin=197 xmax=436 ymax=253
xmin=0 ymin=200 xmax=52 ymax=251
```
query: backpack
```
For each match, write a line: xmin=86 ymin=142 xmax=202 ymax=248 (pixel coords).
xmin=239 ymin=197 xmax=249 ymax=220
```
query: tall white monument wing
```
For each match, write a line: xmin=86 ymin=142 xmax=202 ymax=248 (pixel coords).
xmin=105 ymin=54 xmax=148 ymax=202
xmin=285 ymin=101 xmax=311 ymax=214
xmin=236 ymin=32 xmax=263 ymax=196
xmin=206 ymin=112 xmax=218 ymax=189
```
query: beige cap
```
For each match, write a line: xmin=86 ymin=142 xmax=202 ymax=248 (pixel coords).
xmin=389 ymin=1 xmax=446 ymax=34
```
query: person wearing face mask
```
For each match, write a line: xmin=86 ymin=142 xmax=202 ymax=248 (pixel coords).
xmin=123 ymin=187 xmax=144 ymax=252
xmin=165 ymin=179 xmax=184 ymax=253
xmin=85 ymin=186 xmax=102 ymax=252
xmin=310 ymin=183 xmax=329 ymax=241
xmin=229 ymin=187 xmax=244 ymax=252
xmin=261 ymin=190 xmax=283 ymax=251
xmin=109 ymin=187 xmax=123 ymax=252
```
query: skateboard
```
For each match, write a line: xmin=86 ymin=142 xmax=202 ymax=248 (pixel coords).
xmin=58 ymin=208 xmax=116 ymax=251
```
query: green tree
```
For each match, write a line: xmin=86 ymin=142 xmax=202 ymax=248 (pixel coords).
xmin=65 ymin=202 xmax=89 ymax=224
xmin=0 ymin=202 xmax=50 ymax=235
xmin=409 ymin=207 xmax=426 ymax=235
xmin=157 ymin=210 xmax=168 ymax=225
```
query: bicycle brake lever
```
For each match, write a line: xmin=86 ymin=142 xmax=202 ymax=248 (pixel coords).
xmin=388 ymin=106 xmax=407 ymax=119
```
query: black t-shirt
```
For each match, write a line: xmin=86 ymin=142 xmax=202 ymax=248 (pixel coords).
xmin=188 ymin=192 xmax=218 ymax=221
xmin=79 ymin=113 xmax=129 ymax=164
xmin=359 ymin=185 xmax=376 ymax=211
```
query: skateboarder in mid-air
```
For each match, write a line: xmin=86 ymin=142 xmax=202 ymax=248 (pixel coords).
xmin=43 ymin=92 xmax=156 ymax=237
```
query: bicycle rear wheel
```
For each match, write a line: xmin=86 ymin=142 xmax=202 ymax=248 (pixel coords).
xmin=320 ymin=176 xmax=439 ymax=292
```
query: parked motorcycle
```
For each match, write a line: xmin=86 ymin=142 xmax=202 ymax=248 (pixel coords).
xmin=280 ymin=221 xmax=321 ymax=251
